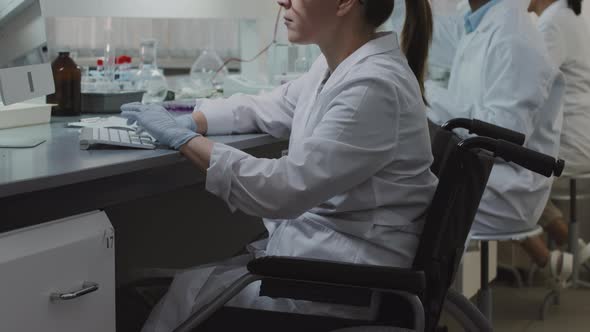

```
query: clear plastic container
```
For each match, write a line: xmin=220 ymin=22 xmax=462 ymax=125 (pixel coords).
xmin=133 ymin=39 xmax=168 ymax=104
xmin=269 ymin=43 xmax=313 ymax=85
xmin=103 ymin=43 xmax=117 ymax=85
xmin=190 ymin=49 xmax=228 ymax=97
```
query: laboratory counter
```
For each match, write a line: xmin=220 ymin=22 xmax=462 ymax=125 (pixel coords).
xmin=0 ymin=116 xmax=288 ymax=234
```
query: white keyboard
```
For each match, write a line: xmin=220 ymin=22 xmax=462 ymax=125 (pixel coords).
xmin=79 ymin=127 xmax=156 ymax=150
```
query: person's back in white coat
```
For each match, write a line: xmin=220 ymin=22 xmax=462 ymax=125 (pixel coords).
xmin=426 ymin=0 xmax=572 ymax=279
xmin=119 ymin=1 xmax=439 ymax=331
xmin=534 ymin=0 xmax=590 ymax=174
xmin=427 ymin=0 xmax=564 ymax=234
xmin=527 ymin=0 xmax=590 ymax=275
xmin=390 ymin=0 xmax=466 ymax=85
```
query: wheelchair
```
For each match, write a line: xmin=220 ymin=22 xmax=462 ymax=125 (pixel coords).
xmin=120 ymin=118 xmax=564 ymax=332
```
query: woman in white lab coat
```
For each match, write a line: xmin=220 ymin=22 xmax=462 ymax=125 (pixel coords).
xmin=527 ymin=0 xmax=590 ymax=270
xmin=121 ymin=0 xmax=438 ymax=331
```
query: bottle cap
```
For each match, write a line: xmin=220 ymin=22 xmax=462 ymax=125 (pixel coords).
xmin=57 ymin=47 xmax=71 ymax=54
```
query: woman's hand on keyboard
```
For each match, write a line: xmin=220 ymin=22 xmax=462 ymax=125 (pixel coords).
xmin=174 ymin=114 xmax=198 ymax=132
xmin=120 ymin=104 xmax=200 ymax=150
xmin=159 ymin=100 xmax=199 ymax=112
xmin=121 ymin=102 xmax=198 ymax=133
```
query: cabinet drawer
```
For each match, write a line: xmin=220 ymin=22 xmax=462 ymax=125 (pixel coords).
xmin=0 ymin=211 xmax=115 ymax=332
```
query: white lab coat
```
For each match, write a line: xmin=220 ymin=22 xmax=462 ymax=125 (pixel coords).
xmin=142 ymin=32 xmax=438 ymax=332
xmin=427 ymin=1 xmax=468 ymax=72
xmin=426 ymin=0 xmax=565 ymax=234
xmin=428 ymin=14 xmax=464 ymax=71
xmin=426 ymin=13 xmax=465 ymax=87
xmin=537 ymin=0 xmax=590 ymax=175
xmin=391 ymin=0 xmax=465 ymax=73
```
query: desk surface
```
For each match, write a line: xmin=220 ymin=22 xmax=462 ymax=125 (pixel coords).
xmin=0 ymin=117 xmax=283 ymax=199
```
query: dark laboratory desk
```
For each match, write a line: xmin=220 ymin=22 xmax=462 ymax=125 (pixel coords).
xmin=0 ymin=116 xmax=288 ymax=234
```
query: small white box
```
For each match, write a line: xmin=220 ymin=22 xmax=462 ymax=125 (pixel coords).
xmin=0 ymin=64 xmax=55 ymax=105
xmin=0 ymin=102 xmax=52 ymax=129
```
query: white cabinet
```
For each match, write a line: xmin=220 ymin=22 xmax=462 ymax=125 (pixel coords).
xmin=454 ymin=241 xmax=497 ymax=299
xmin=0 ymin=211 xmax=115 ymax=332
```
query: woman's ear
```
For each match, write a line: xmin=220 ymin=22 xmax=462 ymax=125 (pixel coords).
xmin=336 ymin=0 xmax=360 ymax=17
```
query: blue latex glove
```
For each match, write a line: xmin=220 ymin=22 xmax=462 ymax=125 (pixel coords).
xmin=120 ymin=104 xmax=199 ymax=150
xmin=160 ymin=99 xmax=198 ymax=112
xmin=174 ymin=113 xmax=198 ymax=132
xmin=121 ymin=102 xmax=197 ymax=132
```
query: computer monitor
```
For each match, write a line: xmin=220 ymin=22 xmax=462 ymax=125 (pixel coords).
xmin=0 ymin=0 xmax=48 ymax=68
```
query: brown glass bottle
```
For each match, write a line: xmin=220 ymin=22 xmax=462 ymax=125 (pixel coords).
xmin=47 ymin=52 xmax=82 ymax=116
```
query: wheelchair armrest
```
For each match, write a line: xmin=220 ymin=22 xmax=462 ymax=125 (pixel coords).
xmin=247 ymin=256 xmax=426 ymax=296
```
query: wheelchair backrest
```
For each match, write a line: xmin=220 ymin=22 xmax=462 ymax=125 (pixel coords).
xmin=414 ymin=123 xmax=495 ymax=331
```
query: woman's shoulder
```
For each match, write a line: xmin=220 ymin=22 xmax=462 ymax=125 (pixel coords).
xmin=552 ymin=5 xmax=579 ymax=21
xmin=340 ymin=54 xmax=424 ymax=112
xmin=340 ymin=50 xmax=411 ymax=83
xmin=540 ymin=6 xmax=580 ymax=30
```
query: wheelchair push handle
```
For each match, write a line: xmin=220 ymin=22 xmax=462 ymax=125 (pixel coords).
xmin=459 ymin=137 xmax=564 ymax=178
xmin=442 ymin=118 xmax=526 ymax=146
xmin=471 ymin=120 xmax=526 ymax=146
xmin=495 ymin=139 xmax=565 ymax=178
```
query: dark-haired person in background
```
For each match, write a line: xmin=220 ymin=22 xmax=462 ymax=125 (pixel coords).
xmin=123 ymin=1 xmax=438 ymax=331
xmin=527 ymin=0 xmax=590 ymax=275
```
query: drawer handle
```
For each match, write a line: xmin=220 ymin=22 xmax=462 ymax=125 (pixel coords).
xmin=50 ymin=282 xmax=99 ymax=302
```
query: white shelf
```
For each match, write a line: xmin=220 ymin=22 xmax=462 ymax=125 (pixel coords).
xmin=0 ymin=0 xmax=35 ymax=26
xmin=0 ymin=1 xmax=46 ymax=65
xmin=40 ymin=0 xmax=279 ymax=19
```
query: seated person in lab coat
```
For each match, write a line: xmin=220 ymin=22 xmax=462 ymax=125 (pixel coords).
xmin=389 ymin=0 xmax=467 ymax=86
xmin=425 ymin=0 xmax=571 ymax=282
xmin=426 ymin=0 xmax=468 ymax=86
xmin=121 ymin=0 xmax=438 ymax=330
xmin=527 ymin=0 xmax=590 ymax=273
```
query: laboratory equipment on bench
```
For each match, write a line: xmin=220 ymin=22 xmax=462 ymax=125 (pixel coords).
xmin=190 ymin=48 xmax=228 ymax=97
xmin=81 ymin=91 xmax=144 ymax=114
xmin=223 ymin=75 xmax=273 ymax=97
xmin=46 ymin=51 xmax=82 ymax=116
xmin=133 ymin=39 xmax=169 ymax=104
xmin=40 ymin=0 xmax=288 ymax=96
